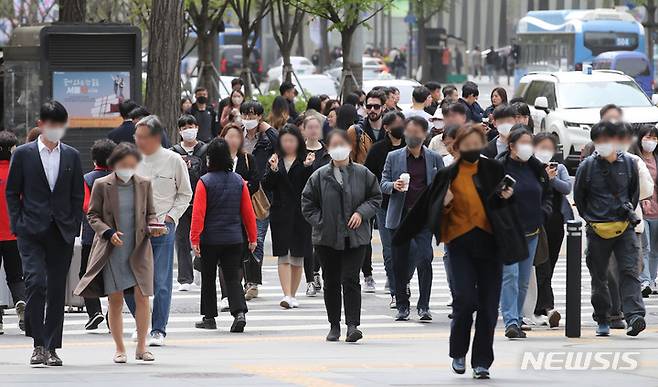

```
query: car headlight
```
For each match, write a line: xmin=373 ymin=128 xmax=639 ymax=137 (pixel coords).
xmin=563 ymin=121 xmax=581 ymax=128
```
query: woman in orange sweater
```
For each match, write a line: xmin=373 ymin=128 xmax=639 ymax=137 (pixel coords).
xmin=394 ymin=124 xmax=526 ymax=380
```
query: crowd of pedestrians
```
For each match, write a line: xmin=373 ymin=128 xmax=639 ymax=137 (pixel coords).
xmin=0 ymin=75 xmax=655 ymax=381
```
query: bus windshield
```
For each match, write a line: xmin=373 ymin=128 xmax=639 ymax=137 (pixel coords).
xmin=558 ymin=81 xmax=651 ymax=109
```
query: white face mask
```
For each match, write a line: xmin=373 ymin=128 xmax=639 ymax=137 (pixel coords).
xmin=515 ymin=143 xmax=534 ymax=161
xmin=181 ymin=128 xmax=198 ymax=142
xmin=43 ymin=127 xmax=66 ymax=142
xmin=534 ymin=149 xmax=554 ymax=164
xmin=328 ymin=146 xmax=351 ymax=161
xmin=243 ymin=119 xmax=259 ymax=130
xmin=497 ymin=122 xmax=513 ymax=137
xmin=115 ymin=168 xmax=135 ymax=183
xmin=642 ymin=139 xmax=658 ymax=153
xmin=595 ymin=143 xmax=615 ymax=158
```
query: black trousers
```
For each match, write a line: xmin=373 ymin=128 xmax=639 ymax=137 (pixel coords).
xmin=200 ymin=243 xmax=247 ymax=318
xmin=361 ymin=243 xmax=373 ymax=277
xmin=17 ymin=223 xmax=73 ymax=349
xmin=317 ymin=244 xmax=366 ymax=326
xmin=585 ymin=228 xmax=645 ymax=323
xmin=0 ymin=240 xmax=26 ymax=305
xmin=447 ymin=229 xmax=502 ymax=369
xmin=303 ymin=248 xmax=322 ymax=283
xmin=535 ymin=212 xmax=564 ymax=315
xmin=175 ymin=207 xmax=194 ymax=285
xmin=79 ymin=244 xmax=102 ymax=318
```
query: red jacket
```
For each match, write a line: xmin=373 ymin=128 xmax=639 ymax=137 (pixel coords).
xmin=0 ymin=160 xmax=16 ymax=241
xmin=190 ymin=179 xmax=257 ymax=245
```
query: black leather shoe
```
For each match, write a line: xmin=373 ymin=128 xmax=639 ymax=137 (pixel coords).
xmin=345 ymin=325 xmax=363 ymax=343
xmin=326 ymin=324 xmax=340 ymax=341
xmin=395 ymin=307 xmax=410 ymax=321
xmin=30 ymin=346 xmax=46 ymax=365
xmin=195 ymin=317 xmax=217 ymax=330
xmin=505 ymin=324 xmax=522 ymax=339
xmin=230 ymin=312 xmax=246 ymax=333
xmin=46 ymin=350 xmax=62 ymax=366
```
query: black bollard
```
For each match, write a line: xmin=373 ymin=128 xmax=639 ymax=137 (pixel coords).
xmin=565 ymin=220 xmax=582 ymax=338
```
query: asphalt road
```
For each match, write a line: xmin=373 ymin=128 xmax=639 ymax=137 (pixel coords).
xmin=1 ymin=229 xmax=658 ymax=386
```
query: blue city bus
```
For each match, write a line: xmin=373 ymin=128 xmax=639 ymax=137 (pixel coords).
xmin=514 ymin=8 xmax=645 ymax=86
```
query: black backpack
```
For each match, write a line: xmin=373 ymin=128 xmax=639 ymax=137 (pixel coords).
xmin=171 ymin=143 xmax=208 ymax=190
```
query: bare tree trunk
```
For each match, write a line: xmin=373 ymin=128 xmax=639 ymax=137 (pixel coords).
xmin=646 ymin=0 xmax=656 ymax=73
xmin=240 ymin=36 xmax=254 ymax=97
xmin=319 ymin=18 xmax=330 ymax=71
xmin=282 ymin=47 xmax=293 ymax=83
xmin=146 ymin=0 xmax=184 ymax=143
xmin=59 ymin=0 xmax=86 ymax=22
xmin=341 ymin=28 xmax=358 ymax=98
xmin=296 ymin=21 xmax=305 ymax=57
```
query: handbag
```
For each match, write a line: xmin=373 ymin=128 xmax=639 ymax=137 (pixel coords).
xmin=533 ymin=226 xmax=549 ymax=266
xmin=245 ymin=154 xmax=270 ymax=220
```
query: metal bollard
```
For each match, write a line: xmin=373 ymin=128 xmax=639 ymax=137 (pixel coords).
xmin=565 ymin=220 xmax=582 ymax=338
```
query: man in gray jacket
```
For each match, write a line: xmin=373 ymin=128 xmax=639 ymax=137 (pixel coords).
xmin=381 ymin=116 xmax=444 ymax=322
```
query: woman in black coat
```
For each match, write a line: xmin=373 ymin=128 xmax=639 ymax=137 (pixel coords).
xmin=221 ymin=124 xmax=261 ymax=302
xmin=262 ymin=124 xmax=315 ymax=309
xmin=393 ymin=124 xmax=523 ymax=379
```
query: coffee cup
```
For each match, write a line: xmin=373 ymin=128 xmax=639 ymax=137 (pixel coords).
xmin=399 ymin=173 xmax=410 ymax=192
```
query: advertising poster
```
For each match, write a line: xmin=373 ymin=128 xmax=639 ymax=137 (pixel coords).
xmin=52 ymin=71 xmax=131 ymax=128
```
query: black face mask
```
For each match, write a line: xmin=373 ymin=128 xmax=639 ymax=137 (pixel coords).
xmin=389 ymin=126 xmax=404 ymax=140
xmin=196 ymin=96 xmax=208 ymax=104
xmin=460 ymin=149 xmax=481 ymax=163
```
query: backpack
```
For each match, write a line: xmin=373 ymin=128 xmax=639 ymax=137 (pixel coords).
xmin=347 ymin=124 xmax=373 ymax=164
xmin=172 ymin=143 xmax=208 ymax=190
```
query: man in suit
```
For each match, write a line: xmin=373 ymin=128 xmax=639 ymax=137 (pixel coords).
xmin=381 ymin=116 xmax=444 ymax=322
xmin=107 ymin=99 xmax=139 ymax=144
xmin=6 ymin=100 xmax=84 ymax=366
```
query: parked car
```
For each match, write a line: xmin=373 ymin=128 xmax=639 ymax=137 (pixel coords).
xmin=325 ymin=56 xmax=389 ymax=82
xmin=266 ymin=56 xmax=317 ymax=82
xmin=362 ymin=79 xmax=421 ymax=110
xmin=265 ymin=74 xmax=339 ymax=99
xmin=219 ymin=44 xmax=263 ymax=83
xmin=515 ymin=70 xmax=658 ymax=171
xmin=593 ymin=51 xmax=653 ymax=95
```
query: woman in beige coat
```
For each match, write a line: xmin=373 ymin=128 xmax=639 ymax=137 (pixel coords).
xmin=75 ymin=143 xmax=164 ymax=363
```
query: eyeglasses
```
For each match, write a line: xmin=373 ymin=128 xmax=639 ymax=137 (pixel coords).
xmin=365 ymin=104 xmax=382 ymax=110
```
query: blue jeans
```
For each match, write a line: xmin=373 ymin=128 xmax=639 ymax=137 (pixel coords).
xmin=640 ymin=218 xmax=658 ymax=286
xmin=126 ymin=222 xmax=176 ymax=336
xmin=376 ymin=207 xmax=394 ymax=294
xmin=500 ymin=235 xmax=539 ymax=328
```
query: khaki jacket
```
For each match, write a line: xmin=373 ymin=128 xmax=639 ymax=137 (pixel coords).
xmin=75 ymin=173 xmax=157 ymax=298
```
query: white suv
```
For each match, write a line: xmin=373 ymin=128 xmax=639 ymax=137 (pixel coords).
xmin=515 ymin=70 xmax=658 ymax=170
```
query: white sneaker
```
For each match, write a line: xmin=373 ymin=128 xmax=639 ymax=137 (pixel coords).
xmin=290 ymin=297 xmax=299 ymax=308
xmin=532 ymin=314 xmax=549 ymax=326
xmin=149 ymin=332 xmax=165 ymax=346
xmin=131 ymin=330 xmax=138 ymax=342
xmin=220 ymin=298 xmax=230 ymax=312
xmin=280 ymin=296 xmax=291 ymax=309
xmin=178 ymin=283 xmax=191 ymax=292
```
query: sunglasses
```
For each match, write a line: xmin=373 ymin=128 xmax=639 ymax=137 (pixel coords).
xmin=365 ymin=104 xmax=382 ymax=110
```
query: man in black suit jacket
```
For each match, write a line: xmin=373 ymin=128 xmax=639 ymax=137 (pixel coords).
xmin=107 ymin=99 xmax=138 ymax=144
xmin=6 ymin=101 xmax=84 ymax=367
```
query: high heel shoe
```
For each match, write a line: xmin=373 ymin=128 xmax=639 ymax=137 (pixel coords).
xmin=135 ymin=351 xmax=155 ymax=362
xmin=113 ymin=353 xmax=127 ymax=364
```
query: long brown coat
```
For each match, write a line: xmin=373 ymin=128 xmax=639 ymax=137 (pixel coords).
xmin=75 ymin=173 xmax=157 ymax=298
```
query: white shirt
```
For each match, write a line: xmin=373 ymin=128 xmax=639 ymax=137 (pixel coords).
xmin=402 ymin=108 xmax=433 ymax=126
xmin=37 ymin=135 xmax=61 ymax=191
xmin=232 ymin=155 xmax=238 ymax=172
xmin=137 ymin=147 xmax=193 ymax=225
